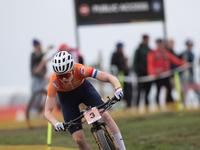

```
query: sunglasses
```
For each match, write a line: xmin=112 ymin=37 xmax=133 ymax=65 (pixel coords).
xmin=57 ymin=70 xmax=74 ymax=80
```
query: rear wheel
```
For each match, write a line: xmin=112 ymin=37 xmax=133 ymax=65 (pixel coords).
xmin=26 ymin=90 xmax=47 ymax=128
xmin=96 ymin=129 xmax=114 ymax=150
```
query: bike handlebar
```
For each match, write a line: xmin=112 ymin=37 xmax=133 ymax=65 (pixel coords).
xmin=64 ymin=96 xmax=119 ymax=129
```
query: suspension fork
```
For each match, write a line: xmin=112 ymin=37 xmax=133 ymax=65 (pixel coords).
xmin=91 ymin=121 xmax=120 ymax=150
xmin=104 ymin=122 xmax=120 ymax=150
xmin=91 ymin=121 xmax=104 ymax=150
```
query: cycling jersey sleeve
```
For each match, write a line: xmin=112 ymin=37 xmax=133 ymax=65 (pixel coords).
xmin=76 ymin=63 xmax=98 ymax=78
xmin=47 ymin=73 xmax=59 ymax=98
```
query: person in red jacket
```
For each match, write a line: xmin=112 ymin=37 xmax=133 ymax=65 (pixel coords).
xmin=58 ymin=43 xmax=84 ymax=64
xmin=147 ymin=39 xmax=186 ymax=104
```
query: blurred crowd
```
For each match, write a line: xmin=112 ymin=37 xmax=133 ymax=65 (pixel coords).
xmin=30 ymin=35 xmax=199 ymax=109
xmin=110 ymin=34 xmax=198 ymax=108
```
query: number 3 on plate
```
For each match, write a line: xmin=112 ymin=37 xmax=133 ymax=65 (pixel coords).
xmin=84 ymin=107 xmax=102 ymax=124
xmin=90 ymin=113 xmax=95 ymax=118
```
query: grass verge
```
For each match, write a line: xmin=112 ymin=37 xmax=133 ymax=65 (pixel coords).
xmin=0 ymin=110 xmax=200 ymax=150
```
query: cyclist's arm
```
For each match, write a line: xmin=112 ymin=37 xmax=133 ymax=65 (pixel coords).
xmin=95 ymin=71 xmax=122 ymax=89
xmin=44 ymin=96 xmax=59 ymax=126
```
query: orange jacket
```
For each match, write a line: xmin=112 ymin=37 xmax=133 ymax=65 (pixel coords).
xmin=147 ymin=49 xmax=185 ymax=75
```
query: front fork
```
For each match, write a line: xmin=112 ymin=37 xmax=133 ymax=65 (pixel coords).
xmin=91 ymin=121 xmax=119 ymax=150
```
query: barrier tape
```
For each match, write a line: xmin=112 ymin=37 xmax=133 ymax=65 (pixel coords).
xmin=118 ymin=63 xmax=194 ymax=83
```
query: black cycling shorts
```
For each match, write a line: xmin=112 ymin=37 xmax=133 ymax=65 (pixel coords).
xmin=57 ymin=79 xmax=105 ymax=135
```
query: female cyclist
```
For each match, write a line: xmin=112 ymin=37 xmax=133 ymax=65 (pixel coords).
xmin=44 ymin=51 xmax=126 ymax=150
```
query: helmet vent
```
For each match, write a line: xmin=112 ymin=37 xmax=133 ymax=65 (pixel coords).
xmin=59 ymin=52 xmax=62 ymax=57
xmin=59 ymin=66 xmax=61 ymax=71
xmin=58 ymin=60 xmax=60 ymax=63
xmin=68 ymin=55 xmax=70 ymax=60
xmin=53 ymin=66 xmax=55 ymax=72
xmin=66 ymin=63 xmax=69 ymax=71
xmin=53 ymin=66 xmax=58 ymax=72
xmin=63 ymin=58 xmax=65 ymax=62
xmin=70 ymin=61 xmax=73 ymax=69
xmin=55 ymin=59 xmax=57 ymax=63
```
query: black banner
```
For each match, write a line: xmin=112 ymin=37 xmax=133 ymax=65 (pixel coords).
xmin=75 ymin=0 xmax=165 ymax=26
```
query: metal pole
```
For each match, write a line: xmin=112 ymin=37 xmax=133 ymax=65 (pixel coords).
xmin=163 ymin=20 xmax=167 ymax=43
xmin=73 ymin=0 xmax=80 ymax=49
xmin=162 ymin=0 xmax=167 ymax=43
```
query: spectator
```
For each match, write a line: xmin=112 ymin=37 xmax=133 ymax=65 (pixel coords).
xmin=30 ymin=39 xmax=53 ymax=95
xmin=147 ymin=39 xmax=186 ymax=104
xmin=111 ymin=42 xmax=132 ymax=107
xmin=132 ymin=34 xmax=152 ymax=107
xmin=58 ymin=43 xmax=84 ymax=64
xmin=179 ymin=39 xmax=195 ymax=83
xmin=179 ymin=40 xmax=200 ymax=102
xmin=166 ymin=39 xmax=179 ymax=71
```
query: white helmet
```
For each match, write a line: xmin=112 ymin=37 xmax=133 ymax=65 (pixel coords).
xmin=52 ymin=51 xmax=74 ymax=74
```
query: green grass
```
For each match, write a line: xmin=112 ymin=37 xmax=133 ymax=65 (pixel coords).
xmin=1 ymin=110 xmax=200 ymax=150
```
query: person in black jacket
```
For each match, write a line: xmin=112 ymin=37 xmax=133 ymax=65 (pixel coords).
xmin=111 ymin=42 xmax=132 ymax=107
xmin=179 ymin=39 xmax=195 ymax=83
xmin=133 ymin=35 xmax=152 ymax=107
xmin=30 ymin=39 xmax=53 ymax=95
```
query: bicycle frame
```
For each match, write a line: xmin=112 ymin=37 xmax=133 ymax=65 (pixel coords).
xmin=64 ymin=96 xmax=121 ymax=150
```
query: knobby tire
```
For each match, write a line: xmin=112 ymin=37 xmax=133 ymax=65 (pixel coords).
xmin=96 ymin=129 xmax=113 ymax=150
xmin=105 ymin=132 xmax=116 ymax=150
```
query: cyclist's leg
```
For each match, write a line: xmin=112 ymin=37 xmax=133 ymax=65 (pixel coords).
xmin=101 ymin=111 xmax=126 ymax=150
xmin=57 ymin=91 xmax=91 ymax=149
xmin=81 ymin=80 xmax=121 ymax=135
xmin=100 ymin=111 xmax=119 ymax=134
xmin=81 ymin=80 xmax=126 ymax=150
xmin=72 ymin=130 xmax=92 ymax=150
xmin=57 ymin=91 xmax=83 ymax=134
xmin=81 ymin=80 xmax=105 ymax=107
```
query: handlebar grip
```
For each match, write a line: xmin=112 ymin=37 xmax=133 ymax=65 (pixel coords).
xmin=63 ymin=123 xmax=69 ymax=129
xmin=64 ymin=122 xmax=79 ymax=129
xmin=111 ymin=95 xmax=121 ymax=101
xmin=111 ymin=96 xmax=117 ymax=100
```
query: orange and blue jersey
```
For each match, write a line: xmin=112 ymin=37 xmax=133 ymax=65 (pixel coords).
xmin=47 ymin=63 xmax=104 ymax=135
xmin=47 ymin=63 xmax=98 ymax=98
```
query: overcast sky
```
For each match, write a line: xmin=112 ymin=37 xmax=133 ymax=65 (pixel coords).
xmin=0 ymin=0 xmax=200 ymax=92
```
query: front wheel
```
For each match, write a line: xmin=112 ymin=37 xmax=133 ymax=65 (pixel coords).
xmin=26 ymin=90 xmax=47 ymax=128
xmin=96 ymin=129 xmax=114 ymax=150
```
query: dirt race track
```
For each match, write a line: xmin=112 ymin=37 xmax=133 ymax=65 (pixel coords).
xmin=0 ymin=145 xmax=76 ymax=150
xmin=0 ymin=102 xmax=199 ymax=150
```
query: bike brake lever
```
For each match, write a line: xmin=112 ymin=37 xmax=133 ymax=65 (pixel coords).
xmin=70 ymin=123 xmax=79 ymax=129
xmin=80 ymin=109 xmax=86 ymax=115
xmin=65 ymin=122 xmax=79 ymax=129
xmin=64 ymin=123 xmax=70 ymax=129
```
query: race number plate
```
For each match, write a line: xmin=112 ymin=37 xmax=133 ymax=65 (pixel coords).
xmin=84 ymin=107 xmax=102 ymax=124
